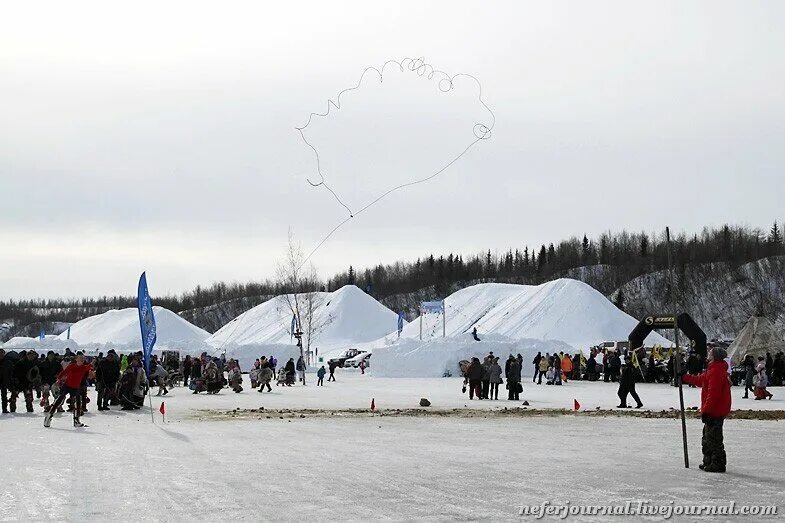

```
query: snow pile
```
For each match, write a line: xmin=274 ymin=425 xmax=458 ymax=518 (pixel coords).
xmin=57 ymin=306 xmax=210 ymax=348
xmin=2 ymin=336 xmax=77 ymax=353
xmin=207 ymin=285 xmax=400 ymax=352
xmin=371 ymin=333 xmax=573 ymax=378
xmin=378 ymin=279 xmax=670 ymax=349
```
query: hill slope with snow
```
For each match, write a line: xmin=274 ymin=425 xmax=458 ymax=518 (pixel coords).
xmin=375 ymin=279 xmax=670 ymax=349
xmin=58 ymin=306 xmax=210 ymax=346
xmin=206 ymin=285 xmax=400 ymax=350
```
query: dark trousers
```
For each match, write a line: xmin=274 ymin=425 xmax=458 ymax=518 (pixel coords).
xmin=50 ymin=386 xmax=83 ymax=421
xmin=490 ymin=382 xmax=499 ymax=399
xmin=11 ymin=388 xmax=34 ymax=412
xmin=98 ymin=383 xmax=116 ymax=409
xmin=317 ymin=377 xmax=324 ymax=386
xmin=536 ymin=371 xmax=544 ymax=384
xmin=617 ymin=387 xmax=642 ymax=407
xmin=1 ymin=386 xmax=8 ymax=413
xmin=532 ymin=366 xmax=539 ymax=382
xmin=328 ymin=372 xmax=335 ymax=382
xmin=468 ymin=379 xmax=482 ymax=399
xmin=481 ymin=380 xmax=490 ymax=399
xmin=702 ymin=416 xmax=726 ymax=469
xmin=183 ymin=371 xmax=190 ymax=387
xmin=508 ymin=382 xmax=520 ymax=400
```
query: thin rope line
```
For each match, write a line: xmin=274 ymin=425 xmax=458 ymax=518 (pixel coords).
xmin=296 ymin=56 xmax=495 ymax=269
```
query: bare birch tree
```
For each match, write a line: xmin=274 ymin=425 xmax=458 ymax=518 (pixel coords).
xmin=276 ymin=230 xmax=326 ymax=384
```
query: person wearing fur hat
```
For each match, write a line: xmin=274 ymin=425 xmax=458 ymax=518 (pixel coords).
xmin=681 ymin=347 xmax=732 ymax=473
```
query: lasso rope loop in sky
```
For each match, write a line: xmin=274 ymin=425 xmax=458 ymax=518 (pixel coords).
xmin=296 ymin=56 xmax=495 ymax=268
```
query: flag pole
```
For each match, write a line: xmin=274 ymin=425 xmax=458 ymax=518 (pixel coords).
xmin=666 ymin=227 xmax=689 ymax=468
xmin=147 ymin=385 xmax=155 ymax=424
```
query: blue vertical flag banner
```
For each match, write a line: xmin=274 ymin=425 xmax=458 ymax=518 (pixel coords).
xmin=137 ymin=272 xmax=157 ymax=374
xmin=66 ymin=326 xmax=71 ymax=340
xmin=397 ymin=311 xmax=405 ymax=336
xmin=39 ymin=328 xmax=45 ymax=340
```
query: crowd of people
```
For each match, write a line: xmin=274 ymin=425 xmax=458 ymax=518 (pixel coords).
xmin=0 ymin=346 xmax=334 ymax=428
xmin=462 ymin=352 xmax=522 ymax=401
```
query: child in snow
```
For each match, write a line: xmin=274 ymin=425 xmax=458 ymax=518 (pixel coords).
xmin=249 ymin=360 xmax=261 ymax=389
xmin=276 ymin=367 xmax=288 ymax=386
xmin=754 ymin=357 xmax=774 ymax=400
xmin=317 ymin=366 xmax=326 ymax=386
xmin=227 ymin=361 xmax=243 ymax=393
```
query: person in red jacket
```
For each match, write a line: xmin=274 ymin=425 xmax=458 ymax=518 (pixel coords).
xmin=44 ymin=351 xmax=95 ymax=428
xmin=681 ymin=347 xmax=732 ymax=473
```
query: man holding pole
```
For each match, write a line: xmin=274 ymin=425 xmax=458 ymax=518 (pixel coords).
xmin=681 ymin=347 xmax=732 ymax=473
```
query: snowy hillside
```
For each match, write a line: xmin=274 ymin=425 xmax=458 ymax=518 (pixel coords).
xmin=373 ymin=279 xmax=669 ymax=350
xmin=614 ymin=256 xmax=785 ymax=339
xmin=58 ymin=306 xmax=210 ymax=346
xmin=206 ymin=285 xmax=400 ymax=351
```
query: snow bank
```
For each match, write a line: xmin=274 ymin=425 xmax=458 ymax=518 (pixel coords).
xmin=1 ymin=336 xmax=213 ymax=359
xmin=371 ymin=333 xmax=574 ymax=378
xmin=207 ymin=285 xmax=400 ymax=351
xmin=58 ymin=306 xmax=210 ymax=346
xmin=2 ymin=336 xmax=77 ymax=353
xmin=377 ymin=279 xmax=670 ymax=350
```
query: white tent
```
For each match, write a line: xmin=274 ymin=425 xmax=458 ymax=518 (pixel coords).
xmin=727 ymin=316 xmax=785 ymax=365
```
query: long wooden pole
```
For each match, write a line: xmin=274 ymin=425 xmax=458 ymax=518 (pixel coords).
xmin=666 ymin=227 xmax=688 ymax=468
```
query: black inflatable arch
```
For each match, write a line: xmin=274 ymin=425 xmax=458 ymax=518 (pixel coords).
xmin=628 ymin=313 xmax=707 ymax=360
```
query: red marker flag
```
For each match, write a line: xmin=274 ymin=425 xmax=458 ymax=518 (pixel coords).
xmin=573 ymin=399 xmax=581 ymax=411
xmin=159 ymin=402 xmax=166 ymax=416
xmin=370 ymin=398 xmax=376 ymax=411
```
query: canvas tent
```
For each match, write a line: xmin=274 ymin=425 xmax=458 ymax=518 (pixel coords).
xmin=727 ymin=316 xmax=785 ymax=365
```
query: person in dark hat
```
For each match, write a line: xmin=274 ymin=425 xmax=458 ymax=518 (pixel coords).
xmin=0 ymin=349 xmax=14 ymax=414
xmin=96 ymin=350 xmax=120 ymax=411
xmin=617 ymin=359 xmax=643 ymax=408
xmin=682 ymin=347 xmax=732 ymax=473
xmin=12 ymin=350 xmax=40 ymax=413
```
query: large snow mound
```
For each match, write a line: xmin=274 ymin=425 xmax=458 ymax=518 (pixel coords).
xmin=375 ymin=279 xmax=670 ymax=350
xmin=207 ymin=285 xmax=400 ymax=351
xmin=372 ymin=333 xmax=573 ymax=378
xmin=57 ymin=306 xmax=210 ymax=347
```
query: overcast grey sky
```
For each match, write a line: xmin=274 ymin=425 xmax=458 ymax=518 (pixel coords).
xmin=1 ymin=1 xmax=783 ymax=299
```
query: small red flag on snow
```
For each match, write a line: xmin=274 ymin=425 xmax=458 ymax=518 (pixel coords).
xmin=573 ymin=399 xmax=581 ymax=411
xmin=370 ymin=398 xmax=376 ymax=411
xmin=159 ymin=402 xmax=166 ymax=415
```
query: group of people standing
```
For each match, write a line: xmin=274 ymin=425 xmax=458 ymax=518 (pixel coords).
xmin=531 ymin=352 xmax=581 ymax=385
xmin=462 ymin=352 xmax=522 ymax=401
xmin=741 ymin=353 xmax=777 ymax=400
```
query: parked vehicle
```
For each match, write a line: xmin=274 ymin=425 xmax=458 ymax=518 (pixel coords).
xmin=344 ymin=352 xmax=371 ymax=368
xmin=328 ymin=348 xmax=365 ymax=368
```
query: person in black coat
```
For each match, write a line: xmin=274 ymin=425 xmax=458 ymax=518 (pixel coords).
xmin=465 ymin=357 xmax=484 ymax=400
xmin=12 ymin=350 xmax=40 ymax=413
xmin=506 ymin=356 xmax=521 ymax=400
xmin=532 ymin=352 xmax=542 ymax=383
xmin=182 ymin=355 xmax=193 ymax=387
xmin=617 ymin=362 xmax=643 ymax=408
xmin=0 ymin=349 xmax=16 ymax=414
xmin=96 ymin=350 xmax=121 ymax=410
xmin=586 ymin=354 xmax=598 ymax=381
xmin=38 ymin=351 xmax=61 ymax=411
xmin=285 ymin=358 xmax=296 ymax=386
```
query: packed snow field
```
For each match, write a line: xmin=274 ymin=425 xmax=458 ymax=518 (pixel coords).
xmin=1 ymin=373 xmax=783 ymax=521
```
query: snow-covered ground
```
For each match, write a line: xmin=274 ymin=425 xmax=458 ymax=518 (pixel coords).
xmin=1 ymin=375 xmax=782 ymax=521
